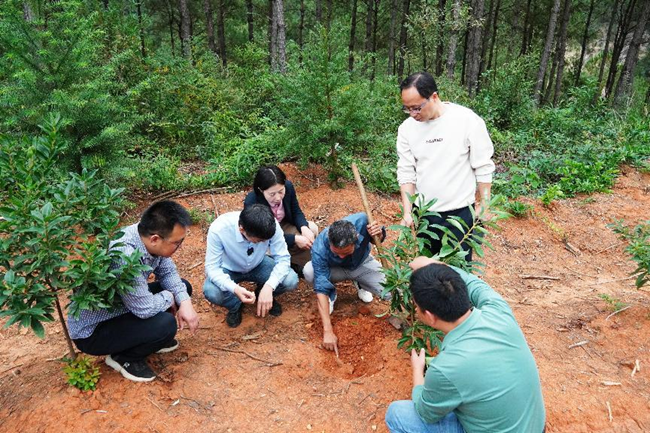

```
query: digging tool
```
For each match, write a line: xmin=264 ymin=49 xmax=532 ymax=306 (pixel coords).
xmin=351 ymin=163 xmax=389 ymax=268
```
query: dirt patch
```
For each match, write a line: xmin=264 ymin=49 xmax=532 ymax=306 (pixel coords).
xmin=1 ymin=164 xmax=649 ymax=432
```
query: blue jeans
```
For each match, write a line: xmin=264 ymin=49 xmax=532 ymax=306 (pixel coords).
xmin=203 ymin=256 xmax=298 ymax=312
xmin=385 ymin=401 xmax=465 ymax=433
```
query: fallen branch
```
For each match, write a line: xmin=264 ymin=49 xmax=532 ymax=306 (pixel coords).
xmin=520 ymin=275 xmax=561 ymax=280
xmin=631 ymin=359 xmax=640 ymax=377
xmin=595 ymin=243 xmax=620 ymax=254
xmin=188 ymin=261 xmax=203 ymax=271
xmin=593 ymin=274 xmax=641 ymax=286
xmin=210 ymin=194 xmax=219 ymax=219
xmin=601 ymin=381 xmax=621 ymax=386
xmin=564 ymin=241 xmax=581 ymax=256
xmin=0 ymin=363 xmax=23 ymax=375
xmin=209 ymin=347 xmax=282 ymax=367
xmin=606 ymin=401 xmax=613 ymax=422
xmin=568 ymin=340 xmax=589 ymax=349
xmin=605 ymin=306 xmax=631 ymax=321
xmin=147 ymin=396 xmax=164 ymax=412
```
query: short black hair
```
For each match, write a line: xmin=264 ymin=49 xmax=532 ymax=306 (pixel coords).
xmin=400 ymin=71 xmax=438 ymax=99
xmin=239 ymin=203 xmax=276 ymax=240
xmin=253 ymin=165 xmax=287 ymax=195
xmin=328 ymin=220 xmax=358 ymax=248
xmin=138 ymin=200 xmax=191 ymax=238
xmin=410 ymin=264 xmax=471 ymax=322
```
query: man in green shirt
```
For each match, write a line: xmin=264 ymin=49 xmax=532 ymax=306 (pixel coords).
xmin=385 ymin=257 xmax=545 ymax=433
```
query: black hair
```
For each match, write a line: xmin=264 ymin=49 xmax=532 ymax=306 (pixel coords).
xmin=328 ymin=220 xmax=358 ymax=248
xmin=253 ymin=165 xmax=287 ymax=196
xmin=138 ymin=200 xmax=191 ymax=238
xmin=239 ymin=203 xmax=277 ymax=240
xmin=410 ymin=264 xmax=471 ymax=322
xmin=399 ymin=71 xmax=438 ymax=99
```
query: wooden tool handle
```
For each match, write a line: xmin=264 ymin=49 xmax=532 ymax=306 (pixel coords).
xmin=351 ymin=163 xmax=389 ymax=268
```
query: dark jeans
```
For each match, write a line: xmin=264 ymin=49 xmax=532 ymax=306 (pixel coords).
xmin=419 ymin=205 xmax=474 ymax=262
xmin=73 ymin=280 xmax=192 ymax=362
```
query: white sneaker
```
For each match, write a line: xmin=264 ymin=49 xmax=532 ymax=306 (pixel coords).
xmin=329 ymin=293 xmax=337 ymax=315
xmin=354 ymin=281 xmax=373 ymax=303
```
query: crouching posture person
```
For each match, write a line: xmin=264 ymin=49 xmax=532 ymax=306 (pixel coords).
xmin=385 ymin=257 xmax=545 ymax=433
xmin=67 ymin=200 xmax=200 ymax=382
xmin=303 ymin=213 xmax=390 ymax=355
xmin=203 ymin=204 xmax=298 ymax=328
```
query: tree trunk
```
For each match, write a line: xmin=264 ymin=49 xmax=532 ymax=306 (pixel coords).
xmin=246 ymin=0 xmax=254 ymax=42
xmin=387 ymin=0 xmax=398 ymax=75
xmin=23 ymin=1 xmax=34 ymax=21
xmin=325 ymin=0 xmax=332 ymax=31
xmin=466 ymin=0 xmax=485 ymax=97
xmin=299 ymin=0 xmax=305 ymax=64
xmin=552 ymin=0 xmax=572 ymax=105
xmin=397 ymin=0 xmax=411 ymax=79
xmin=461 ymin=26 xmax=469 ymax=85
xmin=178 ymin=0 xmax=191 ymax=59
xmin=435 ymin=0 xmax=447 ymax=76
xmin=274 ymin=0 xmax=287 ymax=73
xmin=605 ymin=0 xmax=637 ymax=99
xmin=365 ymin=0 xmax=373 ymax=55
xmin=269 ymin=0 xmax=277 ymax=69
xmin=136 ymin=0 xmax=146 ymax=58
xmin=349 ymin=0 xmax=359 ymax=71
xmin=217 ymin=0 xmax=226 ymax=66
xmin=316 ymin=0 xmax=322 ymax=23
xmin=614 ymin=0 xmax=650 ymax=105
xmin=479 ymin=0 xmax=494 ymax=79
xmin=168 ymin=0 xmax=176 ymax=56
xmin=370 ymin=0 xmax=379 ymax=80
xmin=446 ymin=0 xmax=460 ymax=79
xmin=55 ymin=297 xmax=77 ymax=360
xmin=594 ymin=0 xmax=618 ymax=102
xmin=204 ymin=0 xmax=218 ymax=56
xmin=534 ymin=0 xmax=561 ymax=105
xmin=574 ymin=0 xmax=594 ymax=86
xmin=520 ymin=0 xmax=532 ymax=55
xmin=487 ymin=0 xmax=501 ymax=74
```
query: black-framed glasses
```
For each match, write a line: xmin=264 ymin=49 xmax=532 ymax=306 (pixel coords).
xmin=401 ymin=93 xmax=435 ymax=114
xmin=163 ymin=236 xmax=185 ymax=249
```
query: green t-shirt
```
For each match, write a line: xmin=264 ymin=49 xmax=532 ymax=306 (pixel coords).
xmin=412 ymin=266 xmax=546 ymax=433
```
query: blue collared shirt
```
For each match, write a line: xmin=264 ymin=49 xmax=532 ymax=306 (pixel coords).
xmin=67 ymin=224 xmax=190 ymax=339
xmin=311 ymin=213 xmax=379 ymax=296
xmin=204 ymin=211 xmax=291 ymax=293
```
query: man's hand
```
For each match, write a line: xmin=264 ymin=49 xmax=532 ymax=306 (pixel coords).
xmin=294 ymin=234 xmax=313 ymax=250
xmin=411 ymin=348 xmax=426 ymax=386
xmin=367 ymin=221 xmax=383 ymax=238
xmin=256 ymin=283 xmax=274 ymax=317
xmin=410 ymin=256 xmax=444 ymax=271
xmin=177 ymin=299 xmax=200 ymax=334
xmin=301 ymin=226 xmax=315 ymax=243
xmin=400 ymin=214 xmax=414 ymax=228
xmin=234 ymin=285 xmax=256 ymax=304
xmin=323 ymin=329 xmax=339 ymax=357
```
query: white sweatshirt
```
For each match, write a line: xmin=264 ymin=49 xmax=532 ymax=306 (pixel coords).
xmin=396 ymin=102 xmax=495 ymax=212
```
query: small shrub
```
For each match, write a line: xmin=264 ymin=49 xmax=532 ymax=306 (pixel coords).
xmin=610 ymin=220 xmax=650 ymax=288
xmin=504 ymin=200 xmax=533 ymax=218
xmin=63 ymin=356 xmax=100 ymax=391
xmin=598 ymin=294 xmax=627 ymax=312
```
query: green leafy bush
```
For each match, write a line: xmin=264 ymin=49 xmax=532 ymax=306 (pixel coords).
xmin=504 ymin=200 xmax=533 ymax=218
xmin=610 ymin=220 xmax=650 ymax=289
xmin=63 ymin=356 xmax=100 ymax=391
xmin=0 ymin=114 xmax=148 ymax=358
xmin=380 ymin=194 xmax=508 ymax=354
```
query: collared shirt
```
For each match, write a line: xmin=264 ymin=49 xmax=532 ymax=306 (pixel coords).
xmin=67 ymin=224 xmax=190 ymax=340
xmin=412 ymin=266 xmax=546 ymax=432
xmin=310 ymin=213 xmax=377 ymax=296
xmin=204 ymin=211 xmax=291 ymax=293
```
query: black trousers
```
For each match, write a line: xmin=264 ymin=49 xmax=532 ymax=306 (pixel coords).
xmin=419 ymin=205 xmax=474 ymax=262
xmin=73 ymin=280 xmax=192 ymax=362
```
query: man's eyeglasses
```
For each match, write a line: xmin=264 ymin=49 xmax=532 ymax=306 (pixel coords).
xmin=401 ymin=95 xmax=434 ymax=114
xmin=163 ymin=236 xmax=185 ymax=249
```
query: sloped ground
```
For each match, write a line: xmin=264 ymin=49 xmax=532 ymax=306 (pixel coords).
xmin=1 ymin=164 xmax=648 ymax=433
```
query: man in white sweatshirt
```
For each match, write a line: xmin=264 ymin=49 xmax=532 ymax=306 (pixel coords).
xmin=396 ymin=71 xmax=495 ymax=261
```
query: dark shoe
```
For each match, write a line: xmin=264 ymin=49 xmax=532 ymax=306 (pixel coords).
xmin=155 ymin=338 xmax=179 ymax=354
xmin=290 ymin=263 xmax=304 ymax=279
xmin=269 ymin=299 xmax=282 ymax=317
xmin=105 ymin=354 xmax=156 ymax=382
xmin=226 ymin=305 xmax=243 ymax=328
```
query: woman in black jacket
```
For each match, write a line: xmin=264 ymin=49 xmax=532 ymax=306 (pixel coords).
xmin=244 ymin=165 xmax=318 ymax=271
